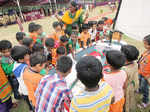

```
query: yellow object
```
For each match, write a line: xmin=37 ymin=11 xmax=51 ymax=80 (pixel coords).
xmin=62 ymin=8 xmax=82 ymax=25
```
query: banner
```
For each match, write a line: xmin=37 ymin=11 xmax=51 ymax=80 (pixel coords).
xmin=115 ymin=0 xmax=150 ymax=40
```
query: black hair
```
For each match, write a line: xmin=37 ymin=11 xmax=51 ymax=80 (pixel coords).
xmin=22 ymin=38 xmax=33 ymax=48
xmin=16 ymin=32 xmax=25 ymax=41
xmin=82 ymin=24 xmax=89 ymax=30
xmin=34 ymin=24 xmax=42 ymax=32
xmin=32 ymin=43 xmax=44 ymax=53
xmin=30 ymin=52 xmax=47 ymax=67
xmin=76 ymin=56 xmax=103 ymax=89
xmin=56 ymin=56 xmax=73 ymax=73
xmin=144 ymin=34 xmax=150 ymax=45
xmin=106 ymin=50 xmax=126 ymax=69
xmin=28 ymin=22 xmax=36 ymax=33
xmin=59 ymin=22 xmax=64 ymax=28
xmin=70 ymin=1 xmax=78 ymax=10
xmin=72 ymin=23 xmax=78 ymax=30
xmin=102 ymin=17 xmax=108 ymax=21
xmin=45 ymin=38 xmax=55 ymax=48
xmin=121 ymin=45 xmax=139 ymax=62
xmin=52 ymin=21 xmax=60 ymax=29
xmin=60 ymin=35 xmax=69 ymax=43
xmin=98 ymin=20 xmax=104 ymax=25
xmin=11 ymin=46 xmax=30 ymax=62
xmin=56 ymin=46 xmax=66 ymax=55
xmin=88 ymin=21 xmax=97 ymax=27
xmin=0 ymin=40 xmax=12 ymax=51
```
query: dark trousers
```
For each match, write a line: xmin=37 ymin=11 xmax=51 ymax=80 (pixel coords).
xmin=139 ymin=74 xmax=149 ymax=103
xmin=0 ymin=97 xmax=13 ymax=112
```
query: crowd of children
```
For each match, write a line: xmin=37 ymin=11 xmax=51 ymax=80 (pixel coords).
xmin=0 ymin=5 xmax=150 ymax=112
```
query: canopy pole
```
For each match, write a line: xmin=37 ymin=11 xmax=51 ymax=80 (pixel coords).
xmin=16 ymin=0 xmax=24 ymax=22
xmin=54 ymin=0 xmax=57 ymax=11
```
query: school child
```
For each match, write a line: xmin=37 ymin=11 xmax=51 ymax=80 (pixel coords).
xmin=49 ymin=21 xmax=65 ymax=42
xmin=96 ymin=20 xmax=104 ymax=41
xmin=121 ymin=45 xmax=139 ymax=112
xmin=70 ymin=56 xmax=114 ymax=112
xmin=0 ymin=40 xmax=21 ymax=100
xmin=51 ymin=46 xmax=66 ymax=66
xmin=79 ymin=24 xmax=91 ymax=49
xmin=22 ymin=38 xmax=34 ymax=53
xmin=103 ymin=50 xmax=127 ymax=112
xmin=45 ymin=38 xmax=57 ymax=66
xmin=11 ymin=46 xmax=34 ymax=111
xmin=23 ymin=52 xmax=46 ymax=107
xmin=35 ymin=56 xmax=73 ymax=112
xmin=59 ymin=35 xmax=69 ymax=51
xmin=137 ymin=35 xmax=150 ymax=108
xmin=32 ymin=42 xmax=44 ymax=54
xmin=16 ymin=32 xmax=26 ymax=45
xmin=88 ymin=21 xmax=97 ymax=43
xmin=0 ymin=64 xmax=13 ymax=112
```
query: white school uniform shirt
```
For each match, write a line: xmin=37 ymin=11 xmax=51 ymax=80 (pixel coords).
xmin=13 ymin=62 xmax=28 ymax=95
xmin=89 ymin=29 xmax=97 ymax=40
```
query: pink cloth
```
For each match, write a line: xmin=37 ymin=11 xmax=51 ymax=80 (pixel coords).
xmin=103 ymin=70 xmax=127 ymax=103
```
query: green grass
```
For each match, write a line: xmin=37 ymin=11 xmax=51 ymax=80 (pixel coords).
xmin=0 ymin=6 xmax=149 ymax=112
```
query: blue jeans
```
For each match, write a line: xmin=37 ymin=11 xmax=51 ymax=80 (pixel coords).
xmin=139 ymin=74 xmax=149 ymax=103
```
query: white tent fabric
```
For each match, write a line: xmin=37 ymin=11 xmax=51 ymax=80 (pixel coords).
xmin=115 ymin=0 xmax=150 ymax=41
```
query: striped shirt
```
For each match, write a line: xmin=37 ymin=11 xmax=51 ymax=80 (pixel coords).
xmin=70 ymin=81 xmax=113 ymax=112
xmin=35 ymin=73 xmax=72 ymax=112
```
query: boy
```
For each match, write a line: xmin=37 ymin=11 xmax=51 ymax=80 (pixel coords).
xmin=96 ymin=20 xmax=104 ymax=41
xmin=35 ymin=56 xmax=73 ymax=112
xmin=88 ymin=21 xmax=97 ymax=43
xmin=23 ymin=52 xmax=46 ymax=107
xmin=45 ymin=38 xmax=57 ymax=66
xmin=11 ymin=46 xmax=33 ymax=111
xmin=16 ymin=32 xmax=26 ymax=45
xmin=52 ymin=46 xmax=66 ymax=66
xmin=59 ymin=35 xmax=69 ymax=51
xmin=121 ymin=45 xmax=139 ymax=112
xmin=70 ymin=56 xmax=114 ymax=112
xmin=79 ymin=24 xmax=91 ymax=49
xmin=32 ymin=42 xmax=44 ymax=54
xmin=103 ymin=50 xmax=127 ymax=112
xmin=49 ymin=21 xmax=64 ymax=42
xmin=138 ymin=35 xmax=150 ymax=108
xmin=22 ymin=38 xmax=34 ymax=53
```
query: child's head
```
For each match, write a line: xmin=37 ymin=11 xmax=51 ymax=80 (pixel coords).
xmin=34 ymin=24 xmax=43 ymax=35
xmin=71 ymin=31 xmax=78 ymax=42
xmin=76 ymin=56 xmax=103 ymax=89
xmin=88 ymin=21 xmax=97 ymax=30
xmin=102 ymin=17 xmax=108 ymax=22
xmin=32 ymin=43 xmax=44 ymax=54
xmin=60 ymin=35 xmax=69 ymax=46
xmin=16 ymin=32 xmax=26 ymax=44
xmin=53 ymin=21 xmax=61 ymax=32
xmin=72 ymin=23 xmax=79 ymax=32
xmin=28 ymin=22 xmax=36 ymax=33
xmin=143 ymin=35 xmax=150 ymax=50
xmin=22 ymin=38 xmax=34 ymax=50
xmin=106 ymin=50 xmax=126 ymax=70
xmin=56 ymin=56 xmax=73 ymax=77
xmin=121 ymin=45 xmax=139 ymax=62
xmin=0 ymin=40 xmax=12 ymax=57
xmin=11 ymin=46 xmax=30 ymax=63
xmin=30 ymin=52 xmax=47 ymax=72
xmin=56 ymin=46 xmax=66 ymax=58
xmin=82 ymin=24 xmax=89 ymax=33
xmin=45 ymin=38 xmax=55 ymax=52
xmin=98 ymin=20 xmax=104 ymax=28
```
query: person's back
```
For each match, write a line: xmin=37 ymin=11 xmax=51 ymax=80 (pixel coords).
xmin=70 ymin=56 xmax=114 ymax=112
xmin=35 ymin=56 xmax=73 ymax=112
xmin=23 ymin=53 xmax=46 ymax=107
xmin=103 ymin=50 xmax=126 ymax=112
